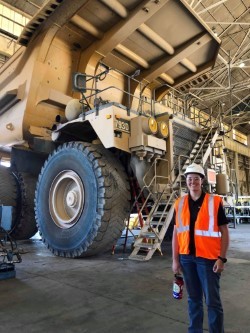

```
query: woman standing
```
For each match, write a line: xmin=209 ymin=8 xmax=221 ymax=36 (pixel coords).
xmin=172 ymin=163 xmax=229 ymax=333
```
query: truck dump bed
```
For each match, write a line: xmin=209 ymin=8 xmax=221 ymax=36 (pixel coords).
xmin=0 ymin=0 xmax=220 ymax=149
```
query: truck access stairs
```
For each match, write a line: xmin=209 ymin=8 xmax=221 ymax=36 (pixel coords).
xmin=177 ymin=125 xmax=221 ymax=192
xmin=128 ymin=124 xmax=221 ymax=261
xmin=183 ymin=126 xmax=220 ymax=172
xmin=128 ymin=158 xmax=177 ymax=261
xmin=128 ymin=186 xmax=176 ymax=261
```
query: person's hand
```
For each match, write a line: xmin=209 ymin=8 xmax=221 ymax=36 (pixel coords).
xmin=172 ymin=258 xmax=182 ymax=275
xmin=213 ymin=259 xmax=224 ymax=273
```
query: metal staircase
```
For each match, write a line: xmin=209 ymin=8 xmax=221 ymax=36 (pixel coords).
xmin=173 ymin=123 xmax=222 ymax=195
xmin=128 ymin=158 xmax=177 ymax=261
xmin=182 ymin=127 xmax=220 ymax=172
xmin=128 ymin=188 xmax=176 ymax=261
xmin=129 ymin=121 xmax=222 ymax=261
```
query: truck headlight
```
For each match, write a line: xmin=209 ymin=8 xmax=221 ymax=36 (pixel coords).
xmin=157 ymin=121 xmax=168 ymax=138
xmin=142 ymin=117 xmax=158 ymax=134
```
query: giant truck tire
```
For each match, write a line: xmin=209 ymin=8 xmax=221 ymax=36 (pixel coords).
xmin=0 ymin=166 xmax=38 ymax=240
xmin=10 ymin=172 xmax=38 ymax=240
xmin=35 ymin=142 xmax=131 ymax=257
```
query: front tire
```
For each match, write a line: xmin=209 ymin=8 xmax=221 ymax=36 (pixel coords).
xmin=35 ymin=142 xmax=130 ymax=257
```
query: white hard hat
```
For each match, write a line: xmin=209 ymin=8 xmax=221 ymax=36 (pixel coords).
xmin=184 ymin=163 xmax=205 ymax=178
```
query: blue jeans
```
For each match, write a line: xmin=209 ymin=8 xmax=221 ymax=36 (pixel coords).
xmin=179 ymin=255 xmax=224 ymax=333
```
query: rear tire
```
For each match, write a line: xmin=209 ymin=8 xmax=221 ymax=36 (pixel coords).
xmin=10 ymin=172 xmax=38 ymax=240
xmin=35 ymin=142 xmax=130 ymax=257
xmin=0 ymin=166 xmax=38 ymax=239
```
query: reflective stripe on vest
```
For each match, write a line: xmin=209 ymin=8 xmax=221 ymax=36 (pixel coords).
xmin=195 ymin=195 xmax=221 ymax=237
xmin=176 ymin=194 xmax=221 ymax=237
xmin=176 ymin=195 xmax=189 ymax=233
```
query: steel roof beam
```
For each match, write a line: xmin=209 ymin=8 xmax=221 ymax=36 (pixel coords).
xmin=135 ymin=32 xmax=211 ymax=83
xmin=197 ymin=0 xmax=228 ymax=15
xmin=79 ymin=0 xmax=169 ymax=71
xmin=206 ymin=21 xmax=250 ymax=26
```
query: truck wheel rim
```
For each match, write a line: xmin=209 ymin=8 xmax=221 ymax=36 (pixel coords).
xmin=49 ymin=170 xmax=84 ymax=229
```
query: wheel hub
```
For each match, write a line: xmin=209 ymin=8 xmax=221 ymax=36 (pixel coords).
xmin=66 ymin=191 xmax=77 ymax=207
xmin=49 ymin=170 xmax=84 ymax=229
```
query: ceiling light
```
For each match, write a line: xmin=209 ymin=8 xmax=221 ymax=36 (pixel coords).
xmin=239 ymin=62 xmax=245 ymax=68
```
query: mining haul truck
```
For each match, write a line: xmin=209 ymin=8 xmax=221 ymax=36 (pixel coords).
xmin=0 ymin=0 xmax=220 ymax=258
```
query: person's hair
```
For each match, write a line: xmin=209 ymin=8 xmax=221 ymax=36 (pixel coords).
xmin=185 ymin=172 xmax=204 ymax=179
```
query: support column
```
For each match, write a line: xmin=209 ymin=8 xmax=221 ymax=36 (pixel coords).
xmin=234 ymin=152 xmax=241 ymax=196
xmin=247 ymin=134 xmax=250 ymax=147
xmin=230 ymin=129 xmax=234 ymax=140
xmin=243 ymin=156 xmax=249 ymax=194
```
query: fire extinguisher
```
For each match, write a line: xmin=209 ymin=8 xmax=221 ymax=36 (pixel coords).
xmin=173 ymin=274 xmax=184 ymax=300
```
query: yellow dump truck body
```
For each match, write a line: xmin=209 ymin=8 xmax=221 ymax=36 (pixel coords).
xmin=0 ymin=0 xmax=220 ymax=149
xmin=0 ymin=0 xmax=221 ymax=257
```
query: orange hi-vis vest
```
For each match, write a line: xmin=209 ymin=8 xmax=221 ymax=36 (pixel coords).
xmin=175 ymin=193 xmax=222 ymax=259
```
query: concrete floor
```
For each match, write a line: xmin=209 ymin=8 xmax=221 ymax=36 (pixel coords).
xmin=0 ymin=223 xmax=249 ymax=333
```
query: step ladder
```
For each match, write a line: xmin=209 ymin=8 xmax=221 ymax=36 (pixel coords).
xmin=129 ymin=189 xmax=176 ymax=261
xmin=128 ymin=158 xmax=177 ymax=261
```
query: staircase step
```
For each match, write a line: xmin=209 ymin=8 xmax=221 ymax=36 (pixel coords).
xmin=129 ymin=245 xmax=162 ymax=261
xmin=150 ymin=221 xmax=165 ymax=227
xmin=140 ymin=232 xmax=158 ymax=239
xmin=151 ymin=212 xmax=168 ymax=216
xmin=142 ymin=211 xmax=168 ymax=216
xmin=134 ymin=242 xmax=157 ymax=249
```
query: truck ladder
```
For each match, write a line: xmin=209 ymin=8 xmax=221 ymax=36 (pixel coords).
xmin=128 ymin=189 xmax=176 ymax=261
xmin=129 ymin=158 xmax=177 ymax=261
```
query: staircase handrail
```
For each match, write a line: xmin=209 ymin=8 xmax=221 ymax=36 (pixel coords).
xmin=169 ymin=154 xmax=191 ymax=192
xmin=142 ymin=157 xmax=169 ymax=189
xmin=193 ymin=113 xmax=221 ymax=166
xmin=124 ymin=158 xmax=170 ymax=241
xmin=198 ymin=107 xmax=213 ymax=129
xmin=151 ymin=190 xmax=178 ymax=233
